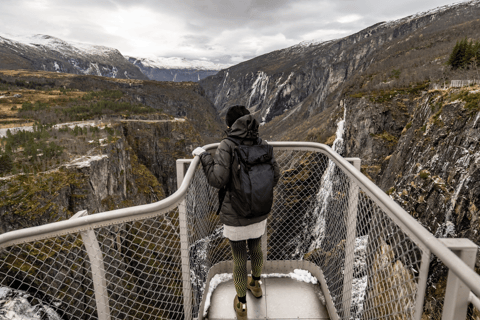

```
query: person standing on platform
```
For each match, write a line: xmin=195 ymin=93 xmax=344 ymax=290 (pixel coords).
xmin=192 ymin=105 xmax=280 ymax=319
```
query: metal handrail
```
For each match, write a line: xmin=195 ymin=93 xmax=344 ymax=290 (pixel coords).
xmin=0 ymin=156 xmax=203 ymax=248
xmin=1 ymin=141 xmax=480 ymax=299
xmin=265 ymin=142 xmax=480 ymax=298
xmin=470 ymin=292 xmax=480 ymax=311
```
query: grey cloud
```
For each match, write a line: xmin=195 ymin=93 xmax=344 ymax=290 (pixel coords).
xmin=0 ymin=0 xmax=462 ymax=65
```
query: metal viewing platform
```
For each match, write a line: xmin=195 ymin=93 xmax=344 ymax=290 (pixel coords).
xmin=1 ymin=142 xmax=480 ymax=320
xmin=208 ymin=276 xmax=329 ymax=320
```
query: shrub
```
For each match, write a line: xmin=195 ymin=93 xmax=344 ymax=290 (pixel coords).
xmin=419 ymin=170 xmax=430 ymax=179
xmin=391 ymin=69 xmax=401 ymax=79
xmin=20 ymin=101 xmax=49 ymax=112
xmin=0 ymin=154 xmax=13 ymax=174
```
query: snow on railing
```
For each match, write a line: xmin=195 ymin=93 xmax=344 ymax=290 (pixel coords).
xmin=1 ymin=142 xmax=480 ymax=320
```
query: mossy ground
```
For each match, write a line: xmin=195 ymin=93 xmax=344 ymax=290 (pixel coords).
xmin=0 ymin=168 xmax=87 ymax=224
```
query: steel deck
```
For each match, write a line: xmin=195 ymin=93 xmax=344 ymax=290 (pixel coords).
xmin=207 ymin=277 xmax=330 ymax=320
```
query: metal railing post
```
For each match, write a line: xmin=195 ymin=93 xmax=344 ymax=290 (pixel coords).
xmin=414 ymin=249 xmax=431 ymax=320
xmin=342 ymin=158 xmax=361 ymax=319
xmin=71 ymin=210 xmax=111 ymax=320
xmin=440 ymin=238 xmax=478 ymax=320
xmin=177 ymin=159 xmax=193 ymax=320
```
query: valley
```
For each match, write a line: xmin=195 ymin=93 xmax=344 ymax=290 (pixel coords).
xmin=1 ymin=1 xmax=480 ymax=319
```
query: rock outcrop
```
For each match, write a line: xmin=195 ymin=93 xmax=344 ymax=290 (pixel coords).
xmin=343 ymin=85 xmax=480 ymax=318
xmin=0 ymin=137 xmax=164 ymax=234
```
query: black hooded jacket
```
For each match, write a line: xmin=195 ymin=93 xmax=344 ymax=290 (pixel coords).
xmin=199 ymin=114 xmax=280 ymax=227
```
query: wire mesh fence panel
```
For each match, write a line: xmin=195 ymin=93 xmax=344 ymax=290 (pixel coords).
xmin=95 ymin=209 xmax=184 ymax=320
xmin=0 ymin=210 xmax=186 ymax=320
xmin=267 ymin=150 xmax=331 ymax=261
xmin=354 ymin=195 xmax=423 ymax=320
xmin=0 ymin=234 xmax=98 ymax=320
xmin=266 ymin=148 xmax=426 ymax=320
xmin=185 ymin=164 xmax=230 ymax=318
xmin=3 ymin=144 xmax=480 ymax=320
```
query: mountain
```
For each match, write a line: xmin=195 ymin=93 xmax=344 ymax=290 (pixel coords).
xmin=0 ymin=33 xmax=228 ymax=82
xmin=127 ymin=56 xmax=230 ymax=82
xmin=199 ymin=0 xmax=480 ymax=126
xmin=0 ymin=34 xmax=148 ymax=80
xmin=199 ymin=1 xmax=480 ymax=317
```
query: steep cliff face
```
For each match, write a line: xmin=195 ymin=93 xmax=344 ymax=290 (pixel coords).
xmin=0 ymin=70 xmax=220 ymax=233
xmin=344 ymin=86 xmax=480 ymax=232
xmin=0 ymin=138 xmax=164 ymax=234
xmin=200 ymin=1 xmax=480 ymax=140
xmin=343 ymin=85 xmax=480 ymax=318
xmin=120 ymin=119 xmax=202 ymax=196
xmin=378 ymin=88 xmax=480 ymax=241
xmin=200 ymin=3 xmax=478 ymax=123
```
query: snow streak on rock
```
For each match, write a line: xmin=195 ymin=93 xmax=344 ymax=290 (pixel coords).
xmin=189 ymin=226 xmax=224 ymax=312
xmin=0 ymin=287 xmax=62 ymax=320
xmin=261 ymin=72 xmax=294 ymax=124
xmin=247 ymin=71 xmax=269 ymax=109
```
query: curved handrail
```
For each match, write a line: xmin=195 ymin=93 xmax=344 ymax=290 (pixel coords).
xmin=0 ymin=155 xmax=204 ymax=248
xmin=266 ymin=141 xmax=480 ymax=297
xmin=1 ymin=141 xmax=480 ymax=298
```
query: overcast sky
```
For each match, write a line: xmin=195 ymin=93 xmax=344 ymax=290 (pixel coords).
xmin=0 ymin=0 xmax=465 ymax=65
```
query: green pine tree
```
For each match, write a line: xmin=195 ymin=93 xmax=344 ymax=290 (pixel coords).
xmin=449 ymin=38 xmax=480 ymax=69
xmin=448 ymin=39 xmax=463 ymax=69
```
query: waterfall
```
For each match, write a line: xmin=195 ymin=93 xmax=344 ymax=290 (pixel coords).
xmin=289 ymin=104 xmax=347 ymax=259
xmin=307 ymin=106 xmax=346 ymax=253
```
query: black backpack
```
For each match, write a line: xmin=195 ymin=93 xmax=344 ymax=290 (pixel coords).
xmin=217 ymin=137 xmax=275 ymax=218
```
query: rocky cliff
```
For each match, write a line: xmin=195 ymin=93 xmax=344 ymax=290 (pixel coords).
xmin=200 ymin=1 xmax=480 ymax=127
xmin=0 ymin=116 xmax=203 ymax=234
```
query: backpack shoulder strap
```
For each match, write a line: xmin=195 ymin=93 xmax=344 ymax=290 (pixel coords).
xmin=216 ymin=137 xmax=240 ymax=215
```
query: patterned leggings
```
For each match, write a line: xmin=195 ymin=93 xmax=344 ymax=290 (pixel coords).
xmin=229 ymin=237 xmax=263 ymax=298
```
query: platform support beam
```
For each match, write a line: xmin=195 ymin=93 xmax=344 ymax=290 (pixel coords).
xmin=440 ymin=238 xmax=478 ymax=320
xmin=177 ymin=159 xmax=193 ymax=320
xmin=342 ymin=158 xmax=361 ymax=319
xmin=71 ymin=210 xmax=111 ymax=320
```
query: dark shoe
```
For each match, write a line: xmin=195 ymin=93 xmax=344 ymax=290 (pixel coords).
xmin=233 ymin=295 xmax=247 ymax=320
xmin=247 ymin=276 xmax=263 ymax=298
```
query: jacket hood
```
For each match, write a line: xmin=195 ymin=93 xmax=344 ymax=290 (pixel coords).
xmin=228 ymin=114 xmax=259 ymax=139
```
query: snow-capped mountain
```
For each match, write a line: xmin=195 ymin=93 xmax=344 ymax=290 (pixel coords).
xmin=0 ymin=33 xmax=147 ymax=80
xmin=0 ymin=33 xmax=228 ymax=82
xmin=127 ymin=56 xmax=230 ymax=82
xmin=200 ymin=0 xmax=480 ymax=122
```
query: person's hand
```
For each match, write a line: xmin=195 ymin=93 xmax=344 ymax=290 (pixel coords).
xmin=192 ymin=147 xmax=206 ymax=156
